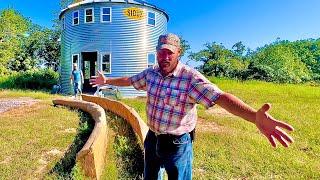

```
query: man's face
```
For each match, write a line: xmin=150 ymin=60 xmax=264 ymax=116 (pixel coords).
xmin=73 ymin=65 xmax=77 ymax=70
xmin=157 ymin=48 xmax=180 ymax=76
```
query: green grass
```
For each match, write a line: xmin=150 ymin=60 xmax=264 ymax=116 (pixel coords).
xmin=101 ymin=112 xmax=144 ymax=180
xmin=122 ymin=78 xmax=320 ymax=179
xmin=0 ymin=90 xmax=80 ymax=179
xmin=101 ymin=129 xmax=119 ymax=179
xmin=1 ymin=79 xmax=319 ymax=179
xmin=46 ymin=111 xmax=94 ymax=179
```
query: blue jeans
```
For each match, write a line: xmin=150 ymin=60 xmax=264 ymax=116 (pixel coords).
xmin=73 ymin=82 xmax=81 ymax=95
xmin=144 ymin=130 xmax=193 ymax=180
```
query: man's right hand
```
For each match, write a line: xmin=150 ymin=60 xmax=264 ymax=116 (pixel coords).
xmin=89 ymin=71 xmax=106 ymax=87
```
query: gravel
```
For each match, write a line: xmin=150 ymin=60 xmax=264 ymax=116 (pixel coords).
xmin=0 ymin=98 xmax=39 ymax=113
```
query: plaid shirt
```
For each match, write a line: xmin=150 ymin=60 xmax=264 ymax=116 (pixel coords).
xmin=130 ymin=62 xmax=223 ymax=135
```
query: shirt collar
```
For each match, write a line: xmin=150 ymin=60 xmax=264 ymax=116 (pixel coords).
xmin=154 ymin=61 xmax=183 ymax=78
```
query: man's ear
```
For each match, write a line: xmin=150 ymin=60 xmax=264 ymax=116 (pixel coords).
xmin=178 ymin=48 xmax=182 ymax=57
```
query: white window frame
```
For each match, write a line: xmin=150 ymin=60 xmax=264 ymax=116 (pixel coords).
xmin=84 ymin=8 xmax=94 ymax=23
xmin=72 ymin=11 xmax=79 ymax=26
xmin=100 ymin=7 xmax=112 ymax=23
xmin=147 ymin=11 xmax=156 ymax=26
xmin=100 ymin=52 xmax=112 ymax=74
xmin=72 ymin=54 xmax=80 ymax=68
xmin=147 ymin=52 xmax=156 ymax=68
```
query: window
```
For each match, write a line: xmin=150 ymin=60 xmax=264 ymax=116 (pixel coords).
xmin=62 ymin=17 xmax=66 ymax=30
xmin=101 ymin=53 xmax=111 ymax=74
xmin=101 ymin=7 xmax=111 ymax=22
xmin=147 ymin=53 xmax=156 ymax=68
xmin=73 ymin=11 xmax=79 ymax=25
xmin=147 ymin=12 xmax=155 ymax=26
xmin=72 ymin=54 xmax=79 ymax=67
xmin=85 ymin=8 xmax=94 ymax=23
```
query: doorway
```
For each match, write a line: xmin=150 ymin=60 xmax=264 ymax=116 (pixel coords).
xmin=81 ymin=52 xmax=98 ymax=93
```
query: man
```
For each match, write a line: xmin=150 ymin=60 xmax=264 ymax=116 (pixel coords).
xmin=70 ymin=63 xmax=84 ymax=99
xmin=89 ymin=33 xmax=294 ymax=180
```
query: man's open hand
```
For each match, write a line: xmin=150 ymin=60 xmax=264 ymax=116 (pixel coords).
xmin=255 ymin=103 xmax=294 ymax=148
xmin=89 ymin=71 xmax=106 ymax=87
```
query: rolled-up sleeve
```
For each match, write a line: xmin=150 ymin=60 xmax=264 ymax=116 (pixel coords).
xmin=188 ymin=71 xmax=223 ymax=108
xmin=129 ymin=68 xmax=149 ymax=91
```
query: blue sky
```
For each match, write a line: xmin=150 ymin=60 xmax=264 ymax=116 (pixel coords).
xmin=1 ymin=0 xmax=320 ymax=62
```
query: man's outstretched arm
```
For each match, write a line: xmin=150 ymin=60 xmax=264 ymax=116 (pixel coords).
xmin=215 ymin=92 xmax=294 ymax=148
xmin=89 ymin=71 xmax=132 ymax=87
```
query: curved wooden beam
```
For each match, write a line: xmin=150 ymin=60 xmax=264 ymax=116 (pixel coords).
xmin=81 ymin=95 xmax=149 ymax=143
xmin=52 ymin=99 xmax=107 ymax=179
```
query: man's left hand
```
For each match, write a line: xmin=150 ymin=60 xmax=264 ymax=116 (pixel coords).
xmin=255 ymin=103 xmax=294 ymax=148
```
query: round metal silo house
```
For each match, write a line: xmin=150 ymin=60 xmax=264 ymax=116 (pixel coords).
xmin=59 ymin=0 xmax=169 ymax=97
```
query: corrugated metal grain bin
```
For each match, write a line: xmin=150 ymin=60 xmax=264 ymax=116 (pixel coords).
xmin=59 ymin=0 xmax=168 ymax=97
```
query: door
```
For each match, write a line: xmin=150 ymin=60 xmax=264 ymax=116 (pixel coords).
xmin=81 ymin=52 xmax=98 ymax=93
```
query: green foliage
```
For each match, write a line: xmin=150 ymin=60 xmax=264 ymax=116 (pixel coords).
xmin=8 ymin=48 xmax=38 ymax=71
xmin=289 ymin=39 xmax=320 ymax=76
xmin=232 ymin=41 xmax=246 ymax=56
xmin=70 ymin=163 xmax=86 ymax=180
xmin=246 ymin=44 xmax=311 ymax=83
xmin=189 ymin=42 xmax=249 ymax=78
xmin=179 ymin=35 xmax=191 ymax=57
xmin=191 ymin=39 xmax=320 ymax=83
xmin=0 ymin=8 xmax=61 ymax=74
xmin=106 ymin=113 xmax=144 ymax=179
xmin=34 ymin=28 xmax=61 ymax=71
xmin=11 ymin=26 xmax=61 ymax=72
xmin=0 ymin=68 xmax=59 ymax=90
xmin=0 ymin=8 xmax=31 ymax=75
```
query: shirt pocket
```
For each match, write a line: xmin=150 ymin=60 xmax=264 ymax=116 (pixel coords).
xmin=164 ymin=88 xmax=188 ymax=106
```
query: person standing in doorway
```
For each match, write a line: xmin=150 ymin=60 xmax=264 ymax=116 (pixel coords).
xmin=70 ymin=63 xmax=84 ymax=99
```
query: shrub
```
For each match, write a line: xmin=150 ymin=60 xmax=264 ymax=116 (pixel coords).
xmin=0 ymin=68 xmax=59 ymax=90
xmin=245 ymin=45 xmax=311 ymax=83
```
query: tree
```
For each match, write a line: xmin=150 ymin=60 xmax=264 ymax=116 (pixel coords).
xmin=247 ymin=44 xmax=311 ymax=83
xmin=36 ymin=28 xmax=61 ymax=71
xmin=6 ymin=23 xmax=61 ymax=72
xmin=0 ymin=9 xmax=30 ymax=74
xmin=179 ymin=35 xmax=190 ymax=57
xmin=189 ymin=42 xmax=248 ymax=77
xmin=289 ymin=39 xmax=320 ymax=78
xmin=232 ymin=41 xmax=246 ymax=56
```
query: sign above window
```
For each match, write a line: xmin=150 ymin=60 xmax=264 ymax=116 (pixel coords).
xmin=123 ymin=7 xmax=145 ymax=20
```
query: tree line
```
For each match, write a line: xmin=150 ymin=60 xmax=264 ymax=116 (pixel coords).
xmin=1 ymin=7 xmax=319 ymax=85
xmin=188 ymin=39 xmax=320 ymax=83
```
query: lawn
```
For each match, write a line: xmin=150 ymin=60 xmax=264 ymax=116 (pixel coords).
xmin=0 ymin=90 xmax=80 ymax=179
xmin=122 ymin=78 xmax=320 ymax=179
xmin=1 ymin=77 xmax=319 ymax=179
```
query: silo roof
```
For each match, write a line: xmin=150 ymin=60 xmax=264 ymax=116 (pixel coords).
xmin=59 ymin=0 xmax=169 ymax=21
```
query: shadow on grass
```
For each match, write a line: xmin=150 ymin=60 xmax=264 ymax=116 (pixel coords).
xmin=47 ymin=110 xmax=94 ymax=178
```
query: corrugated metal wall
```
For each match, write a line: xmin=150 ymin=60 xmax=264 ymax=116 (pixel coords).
xmin=60 ymin=2 xmax=168 ymax=97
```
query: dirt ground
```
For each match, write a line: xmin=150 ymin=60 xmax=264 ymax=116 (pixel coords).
xmin=0 ymin=97 xmax=40 ymax=113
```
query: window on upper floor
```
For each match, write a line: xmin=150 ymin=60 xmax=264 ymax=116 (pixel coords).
xmin=85 ymin=8 xmax=94 ymax=23
xmin=73 ymin=11 xmax=79 ymax=25
xmin=147 ymin=11 xmax=155 ymax=26
xmin=101 ymin=7 xmax=112 ymax=23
